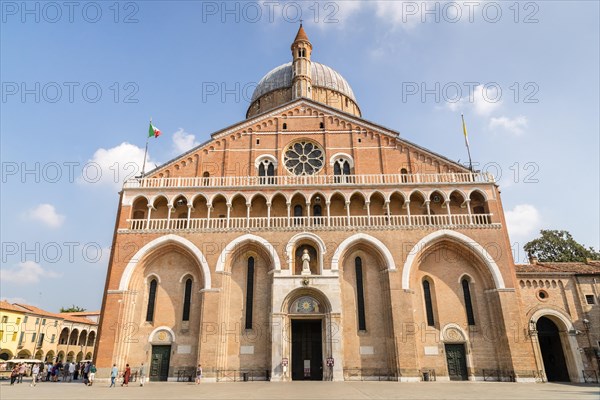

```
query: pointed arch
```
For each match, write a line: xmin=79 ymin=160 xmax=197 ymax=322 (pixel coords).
xmin=118 ymin=234 xmax=211 ymax=290
xmin=401 ymin=230 xmax=505 ymax=290
xmin=331 ymin=233 xmax=396 ymax=272
xmin=215 ymin=233 xmax=281 ymax=273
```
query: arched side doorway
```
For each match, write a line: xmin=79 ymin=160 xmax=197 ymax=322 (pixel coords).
xmin=530 ymin=309 xmax=584 ymax=383
xmin=537 ymin=317 xmax=570 ymax=382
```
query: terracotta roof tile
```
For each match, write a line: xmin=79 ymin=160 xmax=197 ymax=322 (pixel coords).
xmin=0 ymin=301 xmax=28 ymax=313
xmin=515 ymin=261 xmax=600 ymax=275
xmin=13 ymin=303 xmax=63 ymax=319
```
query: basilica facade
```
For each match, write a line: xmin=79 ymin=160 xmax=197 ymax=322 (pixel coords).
xmin=95 ymin=26 xmax=599 ymax=383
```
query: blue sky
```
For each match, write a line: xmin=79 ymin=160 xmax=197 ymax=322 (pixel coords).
xmin=1 ymin=1 xmax=599 ymax=311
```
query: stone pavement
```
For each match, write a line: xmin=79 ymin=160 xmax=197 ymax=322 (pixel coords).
xmin=1 ymin=380 xmax=598 ymax=400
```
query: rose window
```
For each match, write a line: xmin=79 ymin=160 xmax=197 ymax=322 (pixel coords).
xmin=284 ymin=141 xmax=324 ymax=176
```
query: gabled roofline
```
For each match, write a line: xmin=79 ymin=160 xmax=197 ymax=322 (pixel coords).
xmin=142 ymin=97 xmax=469 ymax=178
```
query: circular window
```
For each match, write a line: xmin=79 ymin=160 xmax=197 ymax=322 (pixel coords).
xmin=537 ymin=290 xmax=549 ymax=301
xmin=284 ymin=141 xmax=324 ymax=176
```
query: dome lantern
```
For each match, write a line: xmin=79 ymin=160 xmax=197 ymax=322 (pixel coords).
xmin=246 ymin=26 xmax=361 ymax=119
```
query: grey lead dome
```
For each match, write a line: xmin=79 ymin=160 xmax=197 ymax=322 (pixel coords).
xmin=250 ymin=62 xmax=357 ymax=103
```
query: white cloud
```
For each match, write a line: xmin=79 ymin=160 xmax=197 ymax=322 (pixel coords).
xmin=26 ymin=203 xmax=65 ymax=228
xmin=505 ymin=204 xmax=542 ymax=241
xmin=0 ymin=261 xmax=61 ymax=285
xmin=373 ymin=1 xmax=425 ymax=31
xmin=172 ymin=129 xmax=199 ymax=154
xmin=334 ymin=1 xmax=470 ymax=32
xmin=445 ymin=84 xmax=502 ymax=116
xmin=489 ymin=116 xmax=528 ymax=135
xmin=79 ymin=142 xmax=156 ymax=189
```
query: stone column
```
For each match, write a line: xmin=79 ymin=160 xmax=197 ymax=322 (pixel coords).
xmin=226 ymin=203 xmax=231 ymax=228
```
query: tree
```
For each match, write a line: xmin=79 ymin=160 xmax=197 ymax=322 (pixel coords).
xmin=60 ymin=305 xmax=86 ymax=313
xmin=524 ymin=230 xmax=600 ymax=263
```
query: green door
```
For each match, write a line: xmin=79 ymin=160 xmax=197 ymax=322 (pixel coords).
xmin=445 ymin=344 xmax=468 ymax=381
xmin=150 ymin=345 xmax=171 ymax=381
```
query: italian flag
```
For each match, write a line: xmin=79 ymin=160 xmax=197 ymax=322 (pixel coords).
xmin=148 ymin=122 xmax=161 ymax=138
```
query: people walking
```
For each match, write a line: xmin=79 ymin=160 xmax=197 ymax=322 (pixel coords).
xmin=139 ymin=363 xmax=146 ymax=387
xmin=10 ymin=365 xmax=19 ymax=385
xmin=17 ymin=363 xmax=26 ymax=383
xmin=52 ymin=362 xmax=60 ymax=382
xmin=74 ymin=362 xmax=80 ymax=380
xmin=45 ymin=362 xmax=52 ymax=382
xmin=195 ymin=364 xmax=202 ymax=385
xmin=88 ymin=364 xmax=97 ymax=386
xmin=121 ymin=364 xmax=131 ymax=386
xmin=68 ymin=361 xmax=75 ymax=382
xmin=83 ymin=361 xmax=90 ymax=384
xmin=110 ymin=364 xmax=118 ymax=387
xmin=30 ymin=363 xmax=40 ymax=387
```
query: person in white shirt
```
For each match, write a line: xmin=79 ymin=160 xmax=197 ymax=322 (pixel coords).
xmin=139 ymin=363 xmax=146 ymax=386
xmin=30 ymin=364 xmax=40 ymax=387
xmin=68 ymin=362 xmax=76 ymax=382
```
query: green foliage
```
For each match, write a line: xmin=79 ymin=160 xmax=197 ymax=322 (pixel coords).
xmin=524 ymin=230 xmax=600 ymax=263
xmin=59 ymin=305 xmax=86 ymax=313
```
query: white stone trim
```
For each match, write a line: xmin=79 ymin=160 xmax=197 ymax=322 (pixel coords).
xmin=330 ymin=233 xmax=396 ymax=272
xmin=118 ymin=234 xmax=211 ymax=291
xmin=254 ymin=154 xmax=278 ymax=169
xmin=148 ymin=326 xmax=176 ymax=343
xmin=285 ymin=232 xmax=327 ymax=274
xmin=401 ymin=230 xmax=505 ymax=290
xmin=529 ymin=308 xmax=575 ymax=332
xmin=215 ymin=233 xmax=281 ymax=273
xmin=329 ymin=152 xmax=355 ymax=168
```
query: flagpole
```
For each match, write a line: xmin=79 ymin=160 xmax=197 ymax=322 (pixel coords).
xmin=141 ymin=118 xmax=151 ymax=177
xmin=461 ymin=113 xmax=473 ymax=172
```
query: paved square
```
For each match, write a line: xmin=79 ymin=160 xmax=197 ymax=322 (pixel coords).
xmin=1 ymin=381 xmax=599 ymax=400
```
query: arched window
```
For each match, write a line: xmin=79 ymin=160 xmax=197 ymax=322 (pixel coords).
xmin=400 ymin=168 xmax=408 ymax=183
xmin=313 ymin=204 xmax=322 ymax=225
xmin=146 ymin=278 xmax=158 ymax=322
xmin=202 ymin=171 xmax=210 ymax=186
xmin=258 ymin=159 xmax=276 ymax=184
xmin=355 ymin=257 xmax=367 ymax=331
xmin=294 ymin=204 xmax=303 ymax=225
xmin=245 ymin=257 xmax=255 ymax=329
xmin=182 ymin=278 xmax=192 ymax=322
xmin=282 ymin=123 xmax=287 ymax=130
xmin=462 ymin=278 xmax=476 ymax=326
xmin=332 ymin=155 xmax=353 ymax=183
xmin=422 ymin=279 xmax=435 ymax=327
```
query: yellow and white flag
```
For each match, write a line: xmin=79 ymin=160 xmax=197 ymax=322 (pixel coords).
xmin=461 ymin=113 xmax=469 ymax=147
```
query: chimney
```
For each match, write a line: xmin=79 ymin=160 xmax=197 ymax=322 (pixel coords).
xmin=528 ymin=254 xmax=539 ymax=265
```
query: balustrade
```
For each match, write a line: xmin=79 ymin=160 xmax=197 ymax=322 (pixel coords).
xmin=124 ymin=213 xmax=498 ymax=232
xmin=123 ymin=172 xmax=494 ymax=189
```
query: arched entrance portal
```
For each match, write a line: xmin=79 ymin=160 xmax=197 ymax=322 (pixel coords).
xmin=290 ymin=296 xmax=323 ymax=381
xmin=275 ymin=288 xmax=342 ymax=382
xmin=537 ymin=317 xmax=570 ymax=382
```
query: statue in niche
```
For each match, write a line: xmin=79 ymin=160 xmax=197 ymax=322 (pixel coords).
xmin=301 ymin=249 xmax=311 ymax=275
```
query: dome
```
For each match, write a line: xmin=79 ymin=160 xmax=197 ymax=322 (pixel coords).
xmin=250 ymin=61 xmax=357 ymax=103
